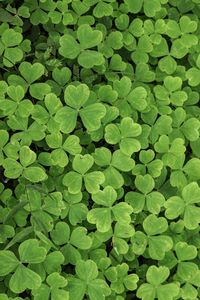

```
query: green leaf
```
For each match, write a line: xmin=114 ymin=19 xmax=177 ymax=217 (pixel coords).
xmin=64 ymin=84 xmax=90 ymax=109
xmin=80 ymin=103 xmax=106 ymax=131
xmin=143 ymin=215 xmax=168 ymax=236
xmin=184 ymin=205 xmax=200 ymax=230
xmin=148 ymin=235 xmax=173 ymax=260
xmin=146 ymin=192 xmax=165 ymax=214
xmin=63 ymin=135 xmax=82 ymax=155
xmin=104 ymin=166 xmax=124 ymax=189
xmin=93 ymin=147 xmax=111 ymax=166
xmin=158 ymin=56 xmax=177 ymax=75
xmin=125 ymin=0 xmax=143 ymax=13
xmin=175 ymin=242 xmax=197 ymax=261
xmin=120 ymin=117 xmax=142 ymax=137
xmin=67 ymin=278 xmax=86 ymax=300
xmin=171 ymin=39 xmax=188 ymax=59
xmin=127 ymin=87 xmax=148 ymax=112
xmin=19 ymin=239 xmax=47 ymax=263
xmin=146 ymin=266 xmax=169 ymax=285
xmin=46 ymin=132 xmax=63 ymax=149
xmin=47 ymin=272 xmax=68 ymax=289
xmin=19 ymin=62 xmax=45 ymax=84
xmin=7 ymin=85 xmax=25 ymax=102
xmin=87 ymin=207 xmax=111 ymax=232
xmin=120 ymin=138 xmax=141 ymax=156
xmin=164 ymin=196 xmax=185 ymax=219
xmin=111 ymin=150 xmax=135 ymax=172
xmin=5 ymin=227 xmax=34 ymax=250
xmin=140 ymin=150 xmax=155 ymax=166
xmin=105 ymin=124 xmax=121 ymax=144
xmin=4 ymin=200 xmax=28 ymax=224
xmin=98 ymin=85 xmax=118 ymax=104
xmin=137 ymin=283 xmax=156 ymax=300
xmin=43 ymin=251 xmax=64 ymax=274
xmin=76 ymin=259 xmax=98 ymax=281
xmin=0 ymin=130 xmax=9 ymax=148
xmin=63 ymin=171 xmax=82 ymax=194
xmin=2 ymin=29 xmax=22 ymax=47
xmin=143 ymin=0 xmax=161 ymax=17
xmin=110 ymin=54 xmax=126 ymax=71
xmin=50 ymin=222 xmax=70 ymax=245
xmin=166 ymin=20 xmax=181 ymax=39
xmin=70 ymin=227 xmax=92 ymax=249
xmin=93 ymin=1 xmax=113 ymax=18
xmin=112 ymin=202 xmax=133 ymax=224
xmin=55 ymin=107 xmax=78 ymax=134
xmin=181 ymin=118 xmax=200 ymax=141
xmin=3 ymin=48 xmax=23 ymax=67
xmin=78 ymin=50 xmax=105 ymax=68
xmin=182 ymin=182 xmax=200 ymax=205
xmin=157 ymin=283 xmax=180 ymax=300
xmin=179 ymin=16 xmax=197 ymax=34
xmin=125 ymin=192 xmax=145 ymax=213
xmin=9 ymin=265 xmax=42 ymax=293
xmin=84 ymin=171 xmax=105 ymax=193
xmin=59 ymin=34 xmax=81 ymax=59
xmin=77 ymin=24 xmax=103 ymax=49
xmin=19 ymin=146 xmax=36 ymax=167
xmin=3 ymin=158 xmax=23 ymax=179
xmin=124 ymin=274 xmax=139 ymax=291
xmin=164 ymin=76 xmax=182 ymax=92
xmin=186 ymin=67 xmax=200 ymax=86
xmin=178 ymin=262 xmax=199 ymax=282
xmin=23 ymin=167 xmax=47 ymax=182
xmin=135 ymin=174 xmax=155 ymax=194
xmin=88 ymin=279 xmax=111 ymax=300
xmin=73 ymin=154 xmax=94 ymax=174
xmin=92 ymin=186 xmax=117 ymax=207
xmin=29 ymin=83 xmax=51 ymax=100
xmin=0 ymin=251 xmax=19 ymax=276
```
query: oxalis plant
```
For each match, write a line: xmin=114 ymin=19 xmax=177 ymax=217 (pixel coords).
xmin=0 ymin=0 xmax=200 ymax=299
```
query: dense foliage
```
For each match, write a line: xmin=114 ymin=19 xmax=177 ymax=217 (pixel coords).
xmin=0 ymin=0 xmax=200 ymax=299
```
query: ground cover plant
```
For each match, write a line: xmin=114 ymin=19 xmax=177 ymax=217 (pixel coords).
xmin=0 ymin=0 xmax=200 ymax=299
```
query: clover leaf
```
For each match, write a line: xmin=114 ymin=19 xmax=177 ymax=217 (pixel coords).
xmin=55 ymin=83 xmax=106 ymax=133
xmin=126 ymin=189 xmax=165 ymax=214
xmin=0 ymin=130 xmax=10 ymax=165
xmin=175 ymin=242 xmax=198 ymax=282
xmin=0 ymin=85 xmax=34 ymax=118
xmin=63 ymin=154 xmax=105 ymax=193
xmin=112 ymin=223 xmax=135 ymax=255
xmin=93 ymin=147 xmax=135 ymax=189
xmin=67 ymin=260 xmax=111 ymax=300
xmin=141 ymin=214 xmax=173 ymax=260
xmin=0 ymin=28 xmax=23 ymax=67
xmin=165 ymin=182 xmax=200 ymax=229
xmin=0 ymin=239 xmax=47 ymax=293
xmin=33 ymin=272 xmax=69 ymax=300
xmin=87 ymin=186 xmax=133 ymax=232
xmin=31 ymin=93 xmax=62 ymax=135
xmin=62 ymin=191 xmax=88 ymax=226
xmin=50 ymin=221 xmax=92 ymax=250
xmin=125 ymin=0 xmax=164 ymax=17
xmin=105 ymin=263 xmax=139 ymax=294
xmin=105 ymin=117 xmax=142 ymax=156
xmin=59 ymin=24 xmax=104 ymax=68
xmin=8 ymin=61 xmax=50 ymax=100
xmin=154 ymin=75 xmax=188 ymax=107
xmin=137 ymin=266 xmax=180 ymax=300
xmin=44 ymin=132 xmax=82 ymax=167
xmin=3 ymin=146 xmax=47 ymax=182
